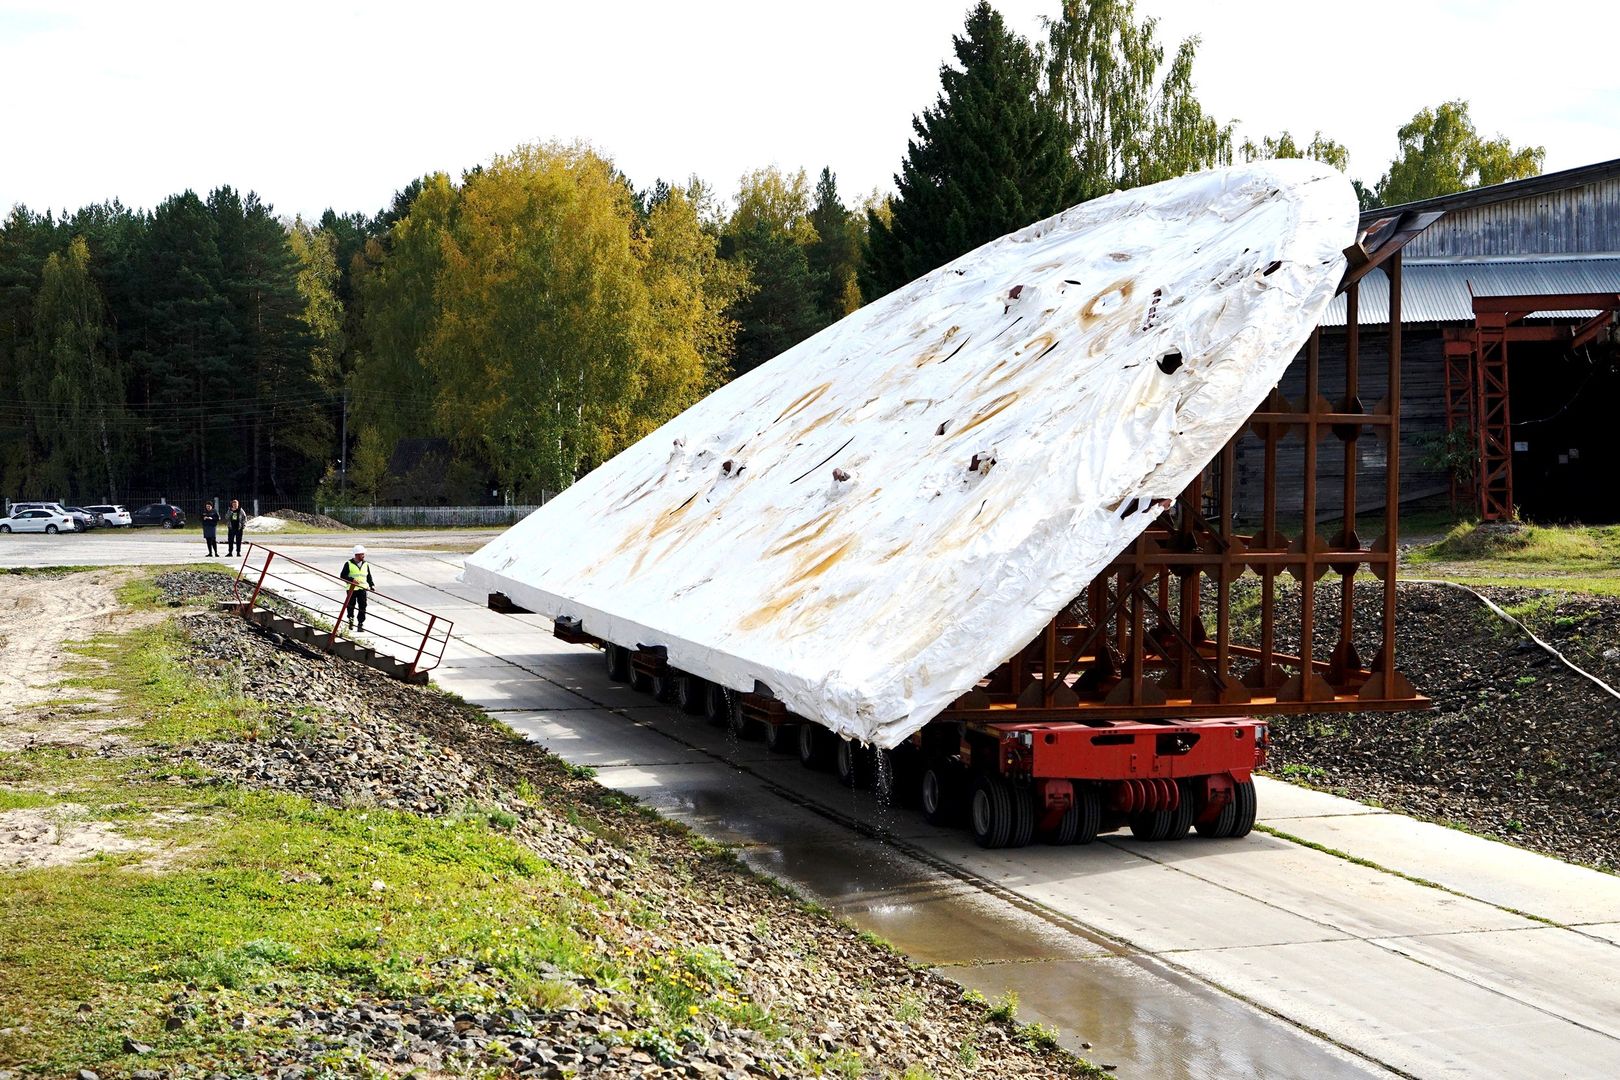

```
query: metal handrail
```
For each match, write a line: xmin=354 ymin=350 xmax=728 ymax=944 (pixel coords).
xmin=231 ymin=543 xmax=453 ymax=677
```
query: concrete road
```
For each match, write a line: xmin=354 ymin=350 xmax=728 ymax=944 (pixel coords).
xmin=10 ymin=530 xmax=1620 ymax=1078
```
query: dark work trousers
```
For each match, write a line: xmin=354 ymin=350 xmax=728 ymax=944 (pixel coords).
xmin=202 ymin=520 xmax=218 ymax=556
xmin=348 ymin=589 xmax=368 ymax=630
xmin=226 ymin=524 xmax=244 ymax=556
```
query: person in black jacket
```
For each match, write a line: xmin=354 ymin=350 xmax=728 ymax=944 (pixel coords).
xmin=340 ymin=545 xmax=375 ymax=631
xmin=225 ymin=499 xmax=247 ymax=556
xmin=200 ymin=502 xmax=219 ymax=556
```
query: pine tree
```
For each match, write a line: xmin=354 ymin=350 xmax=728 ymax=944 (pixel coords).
xmin=30 ymin=238 xmax=123 ymax=499
xmin=129 ymin=191 xmax=236 ymax=498
xmin=722 ymin=220 xmax=822 ymax=377
xmin=862 ymin=2 xmax=1080 ymax=300
xmin=804 ymin=167 xmax=862 ymax=326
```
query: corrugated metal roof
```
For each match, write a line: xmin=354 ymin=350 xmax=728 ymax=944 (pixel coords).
xmin=1321 ymin=257 xmax=1620 ymax=326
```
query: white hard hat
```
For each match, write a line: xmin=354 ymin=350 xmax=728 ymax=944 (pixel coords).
xmin=353 ymin=544 xmax=366 ymax=556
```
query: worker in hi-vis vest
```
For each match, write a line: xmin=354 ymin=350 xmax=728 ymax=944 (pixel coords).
xmin=340 ymin=544 xmax=375 ymax=632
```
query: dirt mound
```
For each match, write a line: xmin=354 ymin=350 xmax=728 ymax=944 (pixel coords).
xmin=1425 ymin=520 xmax=1533 ymax=559
xmin=266 ymin=509 xmax=351 ymax=530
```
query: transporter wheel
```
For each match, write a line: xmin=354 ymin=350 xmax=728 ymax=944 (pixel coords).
xmin=1042 ymin=784 xmax=1102 ymax=846
xmin=1194 ymin=777 xmax=1257 ymax=839
xmin=798 ymin=722 xmax=836 ymax=769
xmin=45 ymin=524 xmax=59 ymax=534
xmin=651 ymin=667 xmax=679 ymax=704
xmin=1008 ymin=783 xmax=1036 ymax=848
xmin=677 ymin=674 xmax=708 ymax=715
xmin=835 ymin=738 xmax=874 ymax=789
xmin=762 ymin=719 xmax=797 ymax=754
xmin=971 ymin=775 xmax=1016 ymax=849
xmin=727 ymin=694 xmax=758 ymax=739
xmin=630 ymin=663 xmax=653 ymax=693
xmin=704 ymin=683 xmax=730 ymax=727
xmin=162 ymin=519 xmax=175 ymax=529
xmin=877 ymin=749 xmax=922 ymax=809
xmin=920 ymin=761 xmax=962 ymax=825
xmin=1129 ymin=808 xmax=1174 ymax=842
xmin=1165 ymin=781 xmax=1195 ymax=841
xmin=0 ymin=525 xmax=10 ymax=533
xmin=1229 ymin=779 xmax=1257 ymax=839
xmin=604 ymin=644 xmax=631 ymax=683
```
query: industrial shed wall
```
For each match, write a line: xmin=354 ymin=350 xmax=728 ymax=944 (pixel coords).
xmin=1232 ymin=327 xmax=1449 ymax=523
xmin=1395 ymin=174 xmax=1620 ymax=259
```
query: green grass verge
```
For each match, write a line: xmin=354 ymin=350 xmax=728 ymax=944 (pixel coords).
xmin=0 ymin=579 xmax=769 ymax=1074
xmin=1405 ymin=520 xmax=1620 ymax=597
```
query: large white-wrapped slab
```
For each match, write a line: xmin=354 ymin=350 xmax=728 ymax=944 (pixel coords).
xmin=464 ymin=161 xmax=1357 ymax=748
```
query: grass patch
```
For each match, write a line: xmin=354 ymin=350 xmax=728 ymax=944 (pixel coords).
xmin=0 ymin=787 xmax=613 ymax=1072
xmin=63 ymin=621 xmax=268 ymax=744
xmin=1406 ymin=521 xmax=1620 ymax=597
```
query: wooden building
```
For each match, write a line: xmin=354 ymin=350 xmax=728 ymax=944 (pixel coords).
xmin=1236 ymin=159 xmax=1620 ymax=523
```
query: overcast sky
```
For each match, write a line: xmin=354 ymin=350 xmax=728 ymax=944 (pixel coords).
xmin=2 ymin=0 xmax=1616 ymax=221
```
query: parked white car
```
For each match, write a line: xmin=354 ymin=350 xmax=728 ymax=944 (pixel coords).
xmin=84 ymin=503 xmax=132 ymax=527
xmin=0 ymin=507 xmax=77 ymax=533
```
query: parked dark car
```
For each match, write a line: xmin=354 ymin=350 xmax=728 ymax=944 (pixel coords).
xmin=130 ymin=503 xmax=186 ymax=528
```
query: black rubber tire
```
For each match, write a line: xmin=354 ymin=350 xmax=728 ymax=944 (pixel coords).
xmin=1194 ymin=778 xmax=1259 ymax=839
xmin=1129 ymin=808 xmax=1174 ymax=842
xmin=1229 ymin=779 xmax=1258 ymax=839
xmin=971 ymin=775 xmax=1014 ymax=849
xmin=704 ymin=683 xmax=730 ymax=727
xmin=920 ymin=762 xmax=959 ymax=825
xmin=797 ymin=722 xmax=837 ymax=769
xmin=1165 ymin=782 xmax=1196 ymax=841
xmin=162 ymin=520 xmax=175 ymax=529
xmin=45 ymin=524 xmax=58 ymax=534
xmin=677 ymin=674 xmax=708 ymax=715
xmin=0 ymin=525 xmax=10 ymax=533
xmin=835 ymin=739 xmax=874 ymax=789
xmin=762 ymin=720 xmax=797 ymax=754
xmin=675 ymin=675 xmax=702 ymax=714
xmin=604 ymin=644 xmax=631 ymax=683
xmin=727 ymin=694 xmax=756 ymax=739
xmin=650 ymin=667 xmax=679 ymax=703
xmin=1042 ymin=786 xmax=1101 ymax=845
xmin=877 ymin=750 xmax=923 ymax=809
xmin=1072 ymin=785 xmax=1103 ymax=845
xmin=1008 ymin=783 xmax=1036 ymax=848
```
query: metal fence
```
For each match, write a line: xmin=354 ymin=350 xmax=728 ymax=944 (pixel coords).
xmin=322 ymin=504 xmax=547 ymax=527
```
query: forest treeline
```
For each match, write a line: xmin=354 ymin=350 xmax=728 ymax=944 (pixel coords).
xmin=0 ymin=0 xmax=1545 ymax=507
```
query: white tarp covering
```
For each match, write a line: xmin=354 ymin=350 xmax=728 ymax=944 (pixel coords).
xmin=464 ymin=161 xmax=1357 ymax=748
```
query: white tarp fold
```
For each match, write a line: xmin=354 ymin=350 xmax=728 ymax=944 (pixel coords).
xmin=464 ymin=161 xmax=1357 ymax=748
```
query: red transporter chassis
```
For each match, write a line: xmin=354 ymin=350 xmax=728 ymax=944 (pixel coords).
xmin=502 ymin=211 xmax=1435 ymax=850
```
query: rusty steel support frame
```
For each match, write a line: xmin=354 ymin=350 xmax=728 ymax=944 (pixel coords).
xmin=939 ymin=227 xmax=1434 ymax=727
xmin=1441 ymin=332 xmax=1477 ymax=511
xmin=1443 ymin=293 xmax=1620 ymax=522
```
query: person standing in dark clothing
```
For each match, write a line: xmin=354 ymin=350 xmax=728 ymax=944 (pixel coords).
xmin=226 ymin=499 xmax=247 ymax=556
xmin=201 ymin=502 xmax=219 ymax=556
xmin=340 ymin=544 xmax=375 ymax=632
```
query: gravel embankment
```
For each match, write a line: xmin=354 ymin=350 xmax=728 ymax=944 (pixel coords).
xmin=1229 ymin=578 xmax=1620 ymax=871
xmin=155 ymin=591 xmax=1088 ymax=1079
